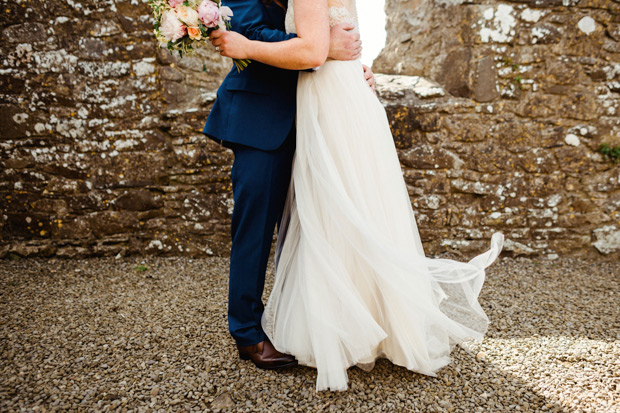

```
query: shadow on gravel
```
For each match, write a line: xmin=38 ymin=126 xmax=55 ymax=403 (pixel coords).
xmin=1 ymin=255 xmax=616 ymax=411
xmin=248 ymin=349 xmax=568 ymax=412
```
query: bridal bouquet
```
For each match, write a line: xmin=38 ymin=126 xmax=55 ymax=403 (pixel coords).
xmin=149 ymin=0 xmax=250 ymax=72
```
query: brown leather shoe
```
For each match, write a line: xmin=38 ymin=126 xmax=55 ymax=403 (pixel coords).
xmin=237 ymin=338 xmax=297 ymax=370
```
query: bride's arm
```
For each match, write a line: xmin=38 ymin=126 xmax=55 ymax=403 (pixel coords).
xmin=211 ymin=0 xmax=330 ymax=70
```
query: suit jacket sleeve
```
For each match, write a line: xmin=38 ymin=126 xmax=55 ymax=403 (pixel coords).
xmin=228 ymin=0 xmax=297 ymax=43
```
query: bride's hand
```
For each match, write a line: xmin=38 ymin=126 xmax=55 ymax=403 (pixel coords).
xmin=328 ymin=23 xmax=361 ymax=61
xmin=210 ymin=30 xmax=251 ymax=60
xmin=363 ymin=64 xmax=376 ymax=95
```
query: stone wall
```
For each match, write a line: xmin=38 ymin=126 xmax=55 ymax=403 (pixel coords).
xmin=0 ymin=0 xmax=234 ymax=258
xmin=1 ymin=0 xmax=619 ymax=259
xmin=374 ymin=0 xmax=620 ymax=258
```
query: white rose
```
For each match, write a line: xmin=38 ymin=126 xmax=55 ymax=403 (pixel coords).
xmin=175 ymin=4 xmax=200 ymax=28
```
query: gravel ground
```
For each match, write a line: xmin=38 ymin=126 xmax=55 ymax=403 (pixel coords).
xmin=1 ymin=255 xmax=619 ymax=412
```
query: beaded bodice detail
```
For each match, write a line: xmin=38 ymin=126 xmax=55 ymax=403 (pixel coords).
xmin=285 ymin=0 xmax=358 ymax=35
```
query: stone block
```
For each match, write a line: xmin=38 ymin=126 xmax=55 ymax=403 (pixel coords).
xmin=0 ymin=75 xmax=26 ymax=95
xmin=112 ymin=189 xmax=164 ymax=211
xmin=51 ymin=216 xmax=93 ymax=240
xmin=90 ymin=153 xmax=169 ymax=189
xmin=441 ymin=116 xmax=490 ymax=142
xmin=502 ymin=238 xmax=537 ymax=257
xmin=439 ymin=48 xmax=473 ymax=98
xmin=473 ymin=56 xmax=500 ymax=103
xmin=404 ymin=171 xmax=450 ymax=194
xmin=77 ymin=38 xmax=107 ymax=60
xmin=467 ymin=144 xmax=518 ymax=173
xmin=2 ymin=22 xmax=47 ymax=44
xmin=30 ymin=199 xmax=69 ymax=217
xmin=385 ymin=106 xmax=423 ymax=149
xmin=557 ymin=212 xmax=610 ymax=228
xmin=603 ymin=193 xmax=620 ymax=214
xmin=1 ymin=104 xmax=30 ymax=140
xmin=517 ymin=149 xmax=558 ymax=173
xmin=87 ymin=211 xmax=140 ymax=237
xmin=555 ymin=146 xmax=599 ymax=175
xmin=490 ymin=119 xmax=543 ymax=153
xmin=400 ymin=145 xmax=455 ymax=170
xmin=515 ymin=94 xmax=560 ymax=118
xmin=56 ymin=245 xmax=93 ymax=259
xmin=4 ymin=212 xmax=52 ymax=239
xmin=592 ymin=226 xmax=620 ymax=255
xmin=530 ymin=23 xmax=562 ymax=44
xmin=451 ymin=179 xmax=503 ymax=196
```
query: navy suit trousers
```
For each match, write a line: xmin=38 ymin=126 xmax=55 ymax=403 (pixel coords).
xmin=227 ymin=127 xmax=296 ymax=346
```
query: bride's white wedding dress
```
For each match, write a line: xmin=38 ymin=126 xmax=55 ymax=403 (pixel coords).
xmin=262 ymin=0 xmax=504 ymax=391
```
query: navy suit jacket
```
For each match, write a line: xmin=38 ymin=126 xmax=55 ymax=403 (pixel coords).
xmin=203 ymin=0 xmax=299 ymax=150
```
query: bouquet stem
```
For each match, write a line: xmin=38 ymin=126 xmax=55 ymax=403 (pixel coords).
xmin=234 ymin=59 xmax=251 ymax=73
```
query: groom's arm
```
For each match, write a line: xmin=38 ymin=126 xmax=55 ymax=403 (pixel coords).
xmin=228 ymin=0 xmax=297 ymax=43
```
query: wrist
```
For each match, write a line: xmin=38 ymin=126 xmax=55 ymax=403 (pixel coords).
xmin=244 ymin=39 xmax=256 ymax=60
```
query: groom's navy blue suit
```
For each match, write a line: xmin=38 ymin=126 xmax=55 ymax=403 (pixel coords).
xmin=203 ymin=0 xmax=298 ymax=346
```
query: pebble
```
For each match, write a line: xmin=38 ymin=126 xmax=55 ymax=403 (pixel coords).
xmin=0 ymin=255 xmax=618 ymax=411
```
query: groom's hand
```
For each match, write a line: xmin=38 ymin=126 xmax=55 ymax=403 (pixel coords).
xmin=210 ymin=29 xmax=251 ymax=60
xmin=328 ymin=23 xmax=362 ymax=61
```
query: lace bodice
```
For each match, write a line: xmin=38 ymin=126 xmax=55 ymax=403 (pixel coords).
xmin=285 ymin=0 xmax=358 ymax=35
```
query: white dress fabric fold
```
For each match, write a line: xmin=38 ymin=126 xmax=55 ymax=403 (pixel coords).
xmin=263 ymin=0 xmax=504 ymax=392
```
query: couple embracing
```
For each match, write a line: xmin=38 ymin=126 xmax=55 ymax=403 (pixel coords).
xmin=202 ymin=0 xmax=504 ymax=392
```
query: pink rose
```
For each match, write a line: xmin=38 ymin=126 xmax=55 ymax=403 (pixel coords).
xmin=160 ymin=10 xmax=187 ymax=41
xmin=197 ymin=0 xmax=220 ymax=28
xmin=168 ymin=0 xmax=184 ymax=7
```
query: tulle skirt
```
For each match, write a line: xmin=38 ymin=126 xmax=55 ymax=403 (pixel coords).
xmin=261 ymin=59 xmax=504 ymax=391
